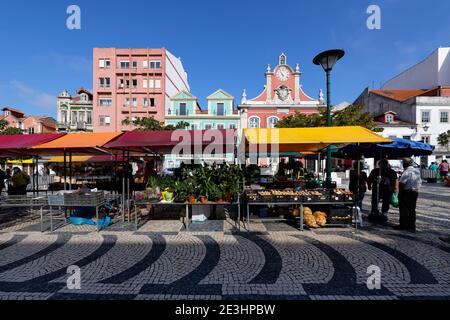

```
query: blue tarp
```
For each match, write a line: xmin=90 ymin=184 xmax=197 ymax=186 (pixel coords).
xmin=338 ymin=138 xmax=435 ymax=159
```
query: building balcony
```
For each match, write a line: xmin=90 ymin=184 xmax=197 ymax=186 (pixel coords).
xmin=58 ymin=122 xmax=93 ymax=132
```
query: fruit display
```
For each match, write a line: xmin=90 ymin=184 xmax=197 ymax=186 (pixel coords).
xmin=245 ymin=189 xmax=329 ymax=203
xmin=313 ymin=211 xmax=327 ymax=227
xmin=292 ymin=207 xmax=301 ymax=217
xmin=331 ymin=189 xmax=354 ymax=202
xmin=303 ymin=207 xmax=319 ymax=228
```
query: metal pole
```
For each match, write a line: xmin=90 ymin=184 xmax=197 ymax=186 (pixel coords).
xmin=122 ymin=150 xmax=125 ymax=224
xmin=35 ymin=156 xmax=39 ymax=195
xmin=63 ymin=149 xmax=67 ymax=191
xmin=69 ymin=151 xmax=72 ymax=191
xmin=326 ymin=69 xmax=332 ymax=185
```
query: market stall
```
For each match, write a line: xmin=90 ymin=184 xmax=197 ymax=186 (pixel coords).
xmin=240 ymin=126 xmax=391 ymax=231
xmin=0 ymin=133 xmax=66 ymax=195
xmin=32 ymin=132 xmax=124 ymax=231
xmin=103 ymin=129 xmax=241 ymax=230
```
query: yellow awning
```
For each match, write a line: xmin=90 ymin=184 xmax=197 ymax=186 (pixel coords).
xmin=47 ymin=156 xmax=93 ymax=163
xmin=244 ymin=126 xmax=391 ymax=153
xmin=6 ymin=159 xmax=34 ymax=164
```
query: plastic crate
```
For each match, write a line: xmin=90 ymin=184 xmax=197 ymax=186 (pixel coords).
xmin=64 ymin=192 xmax=105 ymax=206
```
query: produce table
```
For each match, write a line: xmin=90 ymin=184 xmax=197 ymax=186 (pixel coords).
xmin=243 ymin=189 xmax=358 ymax=232
xmin=46 ymin=191 xmax=118 ymax=232
xmin=132 ymin=200 xmax=241 ymax=232
xmin=0 ymin=195 xmax=48 ymax=232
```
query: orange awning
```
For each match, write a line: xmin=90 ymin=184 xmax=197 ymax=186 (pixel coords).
xmin=33 ymin=132 xmax=123 ymax=155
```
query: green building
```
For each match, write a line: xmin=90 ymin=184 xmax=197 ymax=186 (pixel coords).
xmin=164 ymin=89 xmax=240 ymax=168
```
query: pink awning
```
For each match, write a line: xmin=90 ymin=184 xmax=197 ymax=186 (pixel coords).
xmin=104 ymin=129 xmax=237 ymax=154
xmin=0 ymin=133 xmax=66 ymax=157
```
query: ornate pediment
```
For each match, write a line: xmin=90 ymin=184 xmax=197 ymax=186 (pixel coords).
xmin=273 ymin=85 xmax=293 ymax=104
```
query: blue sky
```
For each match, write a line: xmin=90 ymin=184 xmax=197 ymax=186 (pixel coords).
xmin=0 ymin=0 xmax=449 ymax=117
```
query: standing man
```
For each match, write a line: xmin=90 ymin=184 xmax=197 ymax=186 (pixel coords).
xmin=367 ymin=159 xmax=399 ymax=223
xmin=394 ymin=158 xmax=422 ymax=232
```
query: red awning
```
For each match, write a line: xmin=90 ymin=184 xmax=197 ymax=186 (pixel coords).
xmin=0 ymin=133 xmax=66 ymax=157
xmin=104 ymin=129 xmax=237 ymax=154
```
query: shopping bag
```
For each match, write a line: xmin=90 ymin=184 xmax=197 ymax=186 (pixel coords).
xmin=391 ymin=193 xmax=399 ymax=208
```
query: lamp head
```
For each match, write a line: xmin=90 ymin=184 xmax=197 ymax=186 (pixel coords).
xmin=313 ymin=49 xmax=345 ymax=72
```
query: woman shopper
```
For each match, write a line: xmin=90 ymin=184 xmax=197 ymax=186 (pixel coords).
xmin=438 ymin=160 xmax=449 ymax=180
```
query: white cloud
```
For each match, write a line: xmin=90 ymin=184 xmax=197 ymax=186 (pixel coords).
xmin=10 ymin=80 xmax=54 ymax=110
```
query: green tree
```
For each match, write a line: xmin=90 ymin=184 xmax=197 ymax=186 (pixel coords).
xmin=276 ymin=105 xmax=383 ymax=132
xmin=0 ymin=119 xmax=23 ymax=135
xmin=437 ymin=130 xmax=450 ymax=147
xmin=122 ymin=116 xmax=189 ymax=131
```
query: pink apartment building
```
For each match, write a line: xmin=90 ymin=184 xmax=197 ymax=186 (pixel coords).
xmin=93 ymin=48 xmax=190 ymax=132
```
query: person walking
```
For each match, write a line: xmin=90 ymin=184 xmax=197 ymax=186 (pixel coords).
xmin=438 ymin=160 xmax=449 ymax=180
xmin=349 ymin=161 xmax=368 ymax=211
xmin=9 ymin=167 xmax=30 ymax=195
xmin=394 ymin=158 xmax=422 ymax=232
xmin=0 ymin=168 xmax=7 ymax=195
xmin=367 ymin=159 xmax=399 ymax=223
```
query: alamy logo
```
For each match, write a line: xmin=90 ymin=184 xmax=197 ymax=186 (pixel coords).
xmin=366 ymin=5 xmax=381 ymax=30
xmin=366 ymin=265 xmax=381 ymax=290
xmin=66 ymin=5 xmax=81 ymax=30
xmin=67 ymin=265 xmax=81 ymax=290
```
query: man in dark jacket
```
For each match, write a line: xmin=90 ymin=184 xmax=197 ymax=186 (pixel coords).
xmin=367 ymin=159 xmax=398 ymax=223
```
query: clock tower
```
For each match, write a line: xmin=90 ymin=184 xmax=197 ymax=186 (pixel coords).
xmin=238 ymin=53 xmax=324 ymax=129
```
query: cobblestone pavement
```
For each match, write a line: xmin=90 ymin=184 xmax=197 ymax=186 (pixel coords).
xmin=0 ymin=184 xmax=449 ymax=300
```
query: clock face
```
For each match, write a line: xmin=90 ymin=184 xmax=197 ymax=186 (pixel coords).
xmin=276 ymin=66 xmax=290 ymax=81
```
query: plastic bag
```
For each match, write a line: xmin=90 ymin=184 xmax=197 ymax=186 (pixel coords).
xmin=391 ymin=192 xmax=399 ymax=208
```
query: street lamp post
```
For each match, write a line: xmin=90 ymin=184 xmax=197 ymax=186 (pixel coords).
xmin=313 ymin=49 xmax=345 ymax=185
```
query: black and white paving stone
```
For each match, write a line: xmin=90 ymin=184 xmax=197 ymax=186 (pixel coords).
xmin=0 ymin=184 xmax=449 ymax=300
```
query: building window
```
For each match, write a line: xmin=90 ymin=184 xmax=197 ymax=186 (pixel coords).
xmin=179 ymin=103 xmax=187 ymax=116
xmin=61 ymin=110 xmax=67 ymax=123
xmin=99 ymin=98 xmax=112 ymax=107
xmin=150 ymin=98 xmax=155 ymax=107
xmin=150 ymin=61 xmax=161 ymax=69
xmin=132 ymin=79 xmax=137 ymax=89
xmin=385 ymin=114 xmax=394 ymax=123
xmin=143 ymin=79 xmax=148 ymax=89
xmin=205 ymin=124 xmax=212 ymax=130
xmin=217 ymin=103 xmax=224 ymax=116
xmin=143 ymin=98 xmax=148 ymax=107
xmin=105 ymin=78 xmax=110 ymax=88
xmin=28 ymin=127 xmax=34 ymax=134
xmin=71 ymin=111 xmax=77 ymax=124
xmin=217 ymin=124 xmax=224 ymax=129
xmin=267 ymin=117 xmax=279 ymax=128
xmin=99 ymin=78 xmax=105 ymax=88
xmin=155 ymin=79 xmax=161 ymax=88
xmin=120 ymin=61 xmax=130 ymax=69
xmin=99 ymin=116 xmax=110 ymax=126
xmin=99 ymin=59 xmax=110 ymax=68
xmin=440 ymin=111 xmax=449 ymax=123
xmin=125 ymin=80 xmax=130 ymax=89
xmin=421 ymin=111 xmax=430 ymax=123
xmin=229 ymin=124 xmax=236 ymax=129
xmin=124 ymin=98 xmax=130 ymax=107
xmin=421 ymin=136 xmax=431 ymax=144
xmin=132 ymin=98 xmax=137 ymax=107
xmin=249 ymin=117 xmax=260 ymax=128
xmin=79 ymin=111 xmax=85 ymax=123
xmin=86 ymin=111 xmax=92 ymax=124
xmin=132 ymin=61 xmax=138 ymax=69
